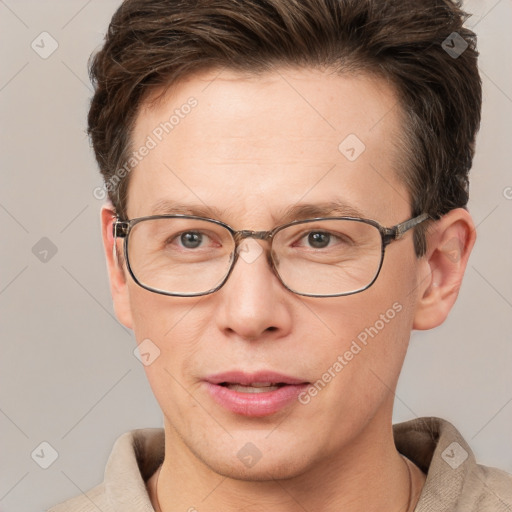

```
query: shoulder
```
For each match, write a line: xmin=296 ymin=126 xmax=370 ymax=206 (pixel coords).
xmin=47 ymin=483 xmax=110 ymax=512
xmin=460 ymin=463 xmax=512 ymax=511
xmin=47 ymin=428 xmax=164 ymax=512
xmin=394 ymin=417 xmax=512 ymax=511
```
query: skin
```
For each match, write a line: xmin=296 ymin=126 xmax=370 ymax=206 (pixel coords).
xmin=101 ymin=67 xmax=475 ymax=511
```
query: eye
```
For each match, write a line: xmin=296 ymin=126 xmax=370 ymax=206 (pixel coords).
xmin=291 ymin=228 xmax=353 ymax=251
xmin=307 ymin=231 xmax=331 ymax=249
xmin=179 ymin=231 xmax=204 ymax=249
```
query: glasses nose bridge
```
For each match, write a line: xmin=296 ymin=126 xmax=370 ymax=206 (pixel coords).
xmin=230 ymin=229 xmax=279 ymax=283
xmin=235 ymin=229 xmax=273 ymax=242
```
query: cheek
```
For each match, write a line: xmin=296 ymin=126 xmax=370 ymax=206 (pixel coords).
xmin=128 ymin=282 xmax=204 ymax=342
xmin=127 ymin=285 xmax=205 ymax=390
xmin=300 ymin=251 xmax=418 ymax=408
xmin=128 ymin=292 xmax=214 ymax=437
xmin=306 ymin=292 xmax=412 ymax=376
xmin=307 ymin=304 xmax=411 ymax=446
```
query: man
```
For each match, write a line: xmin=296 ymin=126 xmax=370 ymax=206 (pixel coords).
xmin=49 ymin=0 xmax=512 ymax=510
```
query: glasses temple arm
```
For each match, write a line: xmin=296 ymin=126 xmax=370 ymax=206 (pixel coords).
xmin=382 ymin=213 xmax=430 ymax=242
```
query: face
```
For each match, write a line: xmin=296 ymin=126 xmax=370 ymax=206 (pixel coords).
xmin=107 ymin=67 xmax=428 ymax=480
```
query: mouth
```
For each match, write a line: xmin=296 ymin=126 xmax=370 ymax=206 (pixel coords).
xmin=218 ymin=382 xmax=286 ymax=393
xmin=204 ymin=371 xmax=310 ymax=417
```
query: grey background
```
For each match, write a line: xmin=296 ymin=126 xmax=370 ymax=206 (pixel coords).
xmin=0 ymin=1 xmax=511 ymax=510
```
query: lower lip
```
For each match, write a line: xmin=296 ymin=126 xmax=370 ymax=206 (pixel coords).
xmin=204 ymin=382 xmax=309 ymax=417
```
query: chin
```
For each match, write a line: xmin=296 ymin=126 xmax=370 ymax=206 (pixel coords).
xmin=185 ymin=433 xmax=319 ymax=482
xmin=203 ymin=452 xmax=313 ymax=482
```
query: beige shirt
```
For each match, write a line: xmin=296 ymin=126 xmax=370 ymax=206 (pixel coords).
xmin=48 ymin=417 xmax=512 ymax=511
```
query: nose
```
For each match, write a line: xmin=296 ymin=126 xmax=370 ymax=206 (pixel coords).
xmin=214 ymin=238 xmax=293 ymax=342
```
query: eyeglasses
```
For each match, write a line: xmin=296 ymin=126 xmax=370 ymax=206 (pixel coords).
xmin=113 ymin=213 xmax=429 ymax=298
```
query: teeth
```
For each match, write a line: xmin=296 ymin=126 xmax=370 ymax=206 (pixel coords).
xmin=225 ymin=383 xmax=281 ymax=393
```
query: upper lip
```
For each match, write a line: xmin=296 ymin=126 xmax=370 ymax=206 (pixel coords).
xmin=205 ymin=371 xmax=309 ymax=386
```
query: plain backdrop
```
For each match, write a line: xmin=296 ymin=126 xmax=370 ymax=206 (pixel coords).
xmin=0 ymin=1 xmax=511 ymax=510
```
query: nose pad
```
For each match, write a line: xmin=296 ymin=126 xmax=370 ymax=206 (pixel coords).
xmin=269 ymin=248 xmax=279 ymax=271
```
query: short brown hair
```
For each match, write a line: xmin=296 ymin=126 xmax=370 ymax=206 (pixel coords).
xmin=87 ymin=0 xmax=481 ymax=255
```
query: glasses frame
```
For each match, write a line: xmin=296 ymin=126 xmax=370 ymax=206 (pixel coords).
xmin=113 ymin=212 xmax=429 ymax=298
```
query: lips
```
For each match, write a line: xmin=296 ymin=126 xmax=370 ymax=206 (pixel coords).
xmin=204 ymin=371 xmax=309 ymax=416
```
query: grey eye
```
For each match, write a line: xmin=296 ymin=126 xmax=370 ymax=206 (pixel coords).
xmin=180 ymin=232 xmax=203 ymax=248
xmin=307 ymin=232 xmax=331 ymax=248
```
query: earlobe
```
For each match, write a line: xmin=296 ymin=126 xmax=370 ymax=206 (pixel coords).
xmin=413 ymin=208 xmax=476 ymax=330
xmin=100 ymin=205 xmax=133 ymax=330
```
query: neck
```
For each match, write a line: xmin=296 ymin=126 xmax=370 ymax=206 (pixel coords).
xmin=149 ymin=409 xmax=425 ymax=512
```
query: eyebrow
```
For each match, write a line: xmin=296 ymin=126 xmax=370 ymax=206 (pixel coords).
xmin=150 ymin=199 xmax=226 ymax=219
xmin=148 ymin=199 xmax=368 ymax=224
xmin=278 ymin=201 xmax=367 ymax=223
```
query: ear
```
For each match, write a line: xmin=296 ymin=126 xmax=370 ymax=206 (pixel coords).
xmin=100 ymin=204 xmax=133 ymax=330
xmin=413 ymin=208 xmax=476 ymax=330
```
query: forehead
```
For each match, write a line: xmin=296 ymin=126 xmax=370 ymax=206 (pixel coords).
xmin=127 ymin=67 xmax=409 ymax=226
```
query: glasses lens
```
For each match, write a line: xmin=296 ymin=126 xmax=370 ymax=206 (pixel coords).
xmin=127 ymin=218 xmax=235 ymax=295
xmin=273 ymin=219 xmax=383 ymax=296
